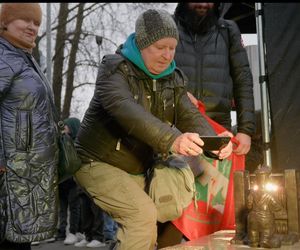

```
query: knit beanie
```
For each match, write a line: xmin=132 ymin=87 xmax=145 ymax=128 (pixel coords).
xmin=0 ymin=3 xmax=42 ymax=28
xmin=135 ymin=9 xmax=179 ymax=50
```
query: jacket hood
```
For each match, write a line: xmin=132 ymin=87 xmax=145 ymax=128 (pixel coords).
xmin=174 ymin=3 xmax=232 ymax=19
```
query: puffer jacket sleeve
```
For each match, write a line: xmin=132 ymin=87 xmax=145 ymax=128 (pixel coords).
xmin=97 ymin=68 xmax=181 ymax=154
xmin=227 ymin=20 xmax=255 ymax=136
xmin=0 ymin=61 xmax=14 ymax=167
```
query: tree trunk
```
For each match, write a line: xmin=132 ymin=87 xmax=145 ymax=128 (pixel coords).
xmin=32 ymin=36 xmax=42 ymax=67
xmin=52 ymin=3 xmax=68 ymax=116
xmin=62 ymin=3 xmax=85 ymax=120
xmin=62 ymin=3 xmax=84 ymax=119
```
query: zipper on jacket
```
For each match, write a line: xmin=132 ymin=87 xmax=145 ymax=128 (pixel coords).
xmin=152 ymin=79 xmax=158 ymax=115
xmin=163 ymin=99 xmax=167 ymax=111
xmin=116 ymin=138 xmax=121 ymax=151
xmin=146 ymin=95 xmax=152 ymax=110
xmin=26 ymin=113 xmax=32 ymax=151
xmin=153 ymin=79 xmax=157 ymax=92
xmin=187 ymin=30 xmax=203 ymax=99
xmin=194 ymin=39 xmax=203 ymax=99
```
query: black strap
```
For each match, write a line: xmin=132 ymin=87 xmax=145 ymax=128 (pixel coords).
xmin=218 ymin=19 xmax=230 ymax=49
xmin=144 ymin=166 xmax=154 ymax=194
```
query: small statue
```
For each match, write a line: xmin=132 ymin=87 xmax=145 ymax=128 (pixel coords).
xmin=246 ymin=165 xmax=283 ymax=248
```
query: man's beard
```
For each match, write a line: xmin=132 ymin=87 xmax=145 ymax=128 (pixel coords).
xmin=181 ymin=6 xmax=218 ymax=34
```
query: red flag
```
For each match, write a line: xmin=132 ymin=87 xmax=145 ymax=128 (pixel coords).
xmin=172 ymin=100 xmax=245 ymax=240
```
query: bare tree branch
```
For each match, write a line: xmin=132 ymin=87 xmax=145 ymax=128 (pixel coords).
xmin=52 ymin=3 xmax=68 ymax=114
xmin=62 ymin=3 xmax=85 ymax=119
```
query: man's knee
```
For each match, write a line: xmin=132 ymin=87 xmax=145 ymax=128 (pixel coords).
xmin=135 ymin=201 xmax=157 ymax=226
xmin=117 ymin=201 xmax=157 ymax=250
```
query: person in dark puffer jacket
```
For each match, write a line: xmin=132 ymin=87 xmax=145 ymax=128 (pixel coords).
xmin=174 ymin=3 xmax=255 ymax=156
xmin=75 ymin=9 xmax=233 ymax=250
xmin=0 ymin=3 xmax=59 ymax=250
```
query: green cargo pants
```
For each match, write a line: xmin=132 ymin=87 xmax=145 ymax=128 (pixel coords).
xmin=75 ymin=161 xmax=157 ymax=250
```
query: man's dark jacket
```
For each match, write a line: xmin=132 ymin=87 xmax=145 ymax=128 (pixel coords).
xmin=0 ymin=37 xmax=59 ymax=243
xmin=75 ymin=52 xmax=216 ymax=174
xmin=174 ymin=3 xmax=255 ymax=135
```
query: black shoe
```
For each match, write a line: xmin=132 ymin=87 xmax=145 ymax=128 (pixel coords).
xmin=106 ymin=240 xmax=117 ymax=250
xmin=55 ymin=234 xmax=65 ymax=241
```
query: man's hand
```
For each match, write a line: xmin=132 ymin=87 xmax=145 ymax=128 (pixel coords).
xmin=171 ymin=133 xmax=204 ymax=156
xmin=213 ymin=131 xmax=233 ymax=159
xmin=233 ymin=132 xmax=251 ymax=155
